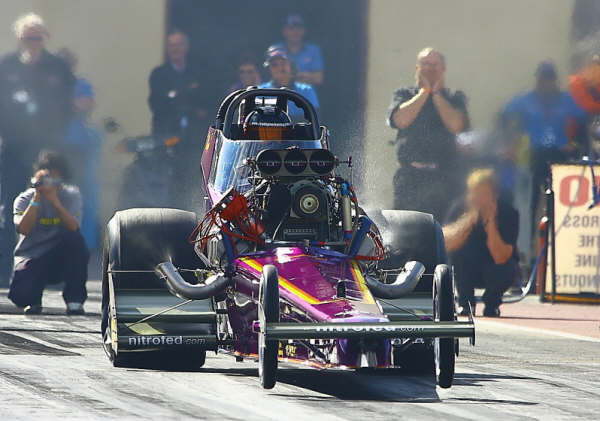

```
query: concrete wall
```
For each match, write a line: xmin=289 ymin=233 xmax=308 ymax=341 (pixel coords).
xmin=0 ymin=0 xmax=166 ymax=218
xmin=0 ymin=1 xmax=577 ymax=215
xmin=364 ymin=0 xmax=575 ymax=208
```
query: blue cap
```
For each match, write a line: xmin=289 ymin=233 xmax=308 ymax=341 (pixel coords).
xmin=536 ymin=60 xmax=557 ymax=79
xmin=284 ymin=14 xmax=304 ymax=27
xmin=264 ymin=46 xmax=289 ymax=67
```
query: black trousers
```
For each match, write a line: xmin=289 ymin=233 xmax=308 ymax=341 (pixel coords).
xmin=8 ymin=230 xmax=89 ymax=307
xmin=393 ymin=166 xmax=459 ymax=221
xmin=530 ymin=148 xmax=567 ymax=229
xmin=453 ymin=257 xmax=518 ymax=309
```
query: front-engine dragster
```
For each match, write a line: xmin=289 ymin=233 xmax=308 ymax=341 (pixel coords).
xmin=101 ymin=87 xmax=474 ymax=389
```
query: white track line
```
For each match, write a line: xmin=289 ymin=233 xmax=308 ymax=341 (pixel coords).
xmin=475 ymin=319 xmax=600 ymax=343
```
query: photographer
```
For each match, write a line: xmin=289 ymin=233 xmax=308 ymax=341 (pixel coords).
xmin=443 ymin=169 xmax=519 ymax=317
xmin=8 ymin=151 xmax=88 ymax=315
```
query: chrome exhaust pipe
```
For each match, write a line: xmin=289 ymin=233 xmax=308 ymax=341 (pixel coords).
xmin=155 ymin=262 xmax=231 ymax=300
xmin=365 ymin=261 xmax=425 ymax=299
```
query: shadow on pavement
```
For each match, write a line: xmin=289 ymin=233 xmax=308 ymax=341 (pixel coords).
xmin=119 ymin=363 xmax=441 ymax=403
xmin=273 ymin=368 xmax=441 ymax=402
xmin=444 ymin=397 xmax=538 ymax=405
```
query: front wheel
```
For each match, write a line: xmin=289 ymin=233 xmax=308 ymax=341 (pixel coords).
xmin=433 ymin=264 xmax=456 ymax=388
xmin=258 ymin=265 xmax=279 ymax=389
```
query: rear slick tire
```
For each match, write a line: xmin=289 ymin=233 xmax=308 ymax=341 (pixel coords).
xmin=101 ymin=208 xmax=208 ymax=370
xmin=433 ymin=264 xmax=456 ymax=388
xmin=101 ymin=242 xmax=132 ymax=368
xmin=258 ymin=264 xmax=279 ymax=389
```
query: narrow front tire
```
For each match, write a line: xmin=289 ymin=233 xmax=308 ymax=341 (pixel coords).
xmin=258 ymin=265 xmax=279 ymax=389
xmin=434 ymin=264 xmax=456 ymax=388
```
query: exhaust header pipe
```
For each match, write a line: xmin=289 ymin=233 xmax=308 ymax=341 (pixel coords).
xmin=365 ymin=261 xmax=425 ymax=299
xmin=155 ymin=262 xmax=232 ymax=300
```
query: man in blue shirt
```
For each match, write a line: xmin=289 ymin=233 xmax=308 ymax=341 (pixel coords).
xmin=269 ymin=14 xmax=324 ymax=86
xmin=259 ymin=47 xmax=319 ymax=120
xmin=503 ymin=61 xmax=587 ymax=218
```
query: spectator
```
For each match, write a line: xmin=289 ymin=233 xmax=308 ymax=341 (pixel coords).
xmin=57 ymin=48 xmax=103 ymax=251
xmin=569 ymin=54 xmax=600 ymax=115
xmin=148 ymin=29 xmax=209 ymax=136
xmin=8 ymin=151 xmax=88 ymax=315
xmin=444 ymin=169 xmax=519 ymax=317
xmin=0 ymin=13 xmax=75 ymax=282
xmin=148 ymin=29 xmax=210 ymax=209
xmin=269 ymin=14 xmax=324 ymax=86
xmin=503 ymin=61 xmax=587 ymax=222
xmin=228 ymin=55 xmax=262 ymax=93
xmin=259 ymin=47 xmax=319 ymax=119
xmin=387 ymin=47 xmax=469 ymax=220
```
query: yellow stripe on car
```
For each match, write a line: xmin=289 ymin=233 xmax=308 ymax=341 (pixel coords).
xmin=350 ymin=261 xmax=376 ymax=304
xmin=240 ymin=258 xmax=321 ymax=305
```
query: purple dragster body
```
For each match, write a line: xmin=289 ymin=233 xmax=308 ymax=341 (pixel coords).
xmin=102 ymin=88 xmax=474 ymax=390
xmin=232 ymin=247 xmax=392 ymax=367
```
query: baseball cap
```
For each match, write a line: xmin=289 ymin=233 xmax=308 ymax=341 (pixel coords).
xmin=264 ymin=46 xmax=289 ymax=67
xmin=284 ymin=14 xmax=304 ymax=27
xmin=536 ymin=60 xmax=557 ymax=79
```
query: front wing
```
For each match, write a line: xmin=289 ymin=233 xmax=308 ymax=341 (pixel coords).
xmin=261 ymin=320 xmax=475 ymax=344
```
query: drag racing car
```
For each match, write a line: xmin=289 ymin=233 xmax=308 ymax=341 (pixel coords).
xmin=101 ymin=88 xmax=475 ymax=389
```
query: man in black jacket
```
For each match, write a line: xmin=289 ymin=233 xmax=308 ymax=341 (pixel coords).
xmin=387 ymin=47 xmax=469 ymax=220
xmin=0 ymin=14 xmax=74 ymax=283
xmin=148 ymin=29 xmax=209 ymax=137
xmin=148 ymin=30 xmax=210 ymax=209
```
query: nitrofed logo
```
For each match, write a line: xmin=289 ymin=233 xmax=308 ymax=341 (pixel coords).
xmin=128 ymin=336 xmax=183 ymax=346
xmin=127 ymin=336 xmax=207 ymax=346
xmin=315 ymin=325 xmax=425 ymax=333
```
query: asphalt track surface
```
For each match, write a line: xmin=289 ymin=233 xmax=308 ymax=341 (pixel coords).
xmin=1 ymin=282 xmax=599 ymax=420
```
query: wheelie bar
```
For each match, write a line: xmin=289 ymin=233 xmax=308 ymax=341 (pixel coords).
xmin=261 ymin=321 xmax=475 ymax=344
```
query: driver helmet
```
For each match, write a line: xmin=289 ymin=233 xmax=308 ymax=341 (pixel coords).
xmin=243 ymin=105 xmax=293 ymax=140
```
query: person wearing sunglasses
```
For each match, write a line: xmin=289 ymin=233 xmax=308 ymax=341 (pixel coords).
xmin=0 ymin=13 xmax=75 ymax=284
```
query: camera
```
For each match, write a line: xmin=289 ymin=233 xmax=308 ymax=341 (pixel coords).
xmin=30 ymin=176 xmax=61 ymax=189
